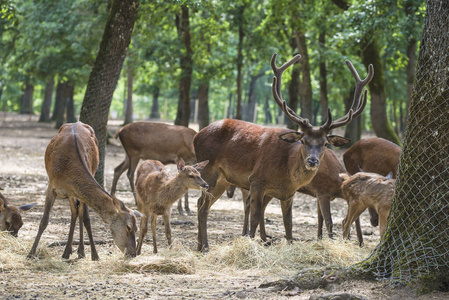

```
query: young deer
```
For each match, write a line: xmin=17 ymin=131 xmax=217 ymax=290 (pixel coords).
xmin=193 ymin=53 xmax=373 ymax=251
xmin=0 ymin=192 xmax=36 ymax=237
xmin=27 ymin=122 xmax=141 ymax=260
xmin=135 ymin=159 xmax=209 ymax=254
xmin=111 ymin=122 xmax=197 ymax=215
xmin=340 ymin=172 xmax=396 ymax=240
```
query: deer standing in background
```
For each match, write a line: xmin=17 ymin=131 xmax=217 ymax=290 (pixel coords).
xmin=111 ymin=122 xmax=197 ymax=215
xmin=343 ymin=137 xmax=401 ymax=228
xmin=27 ymin=122 xmax=141 ymax=260
xmin=0 ymin=192 xmax=36 ymax=237
xmin=135 ymin=159 xmax=209 ymax=254
xmin=340 ymin=172 xmax=396 ymax=240
xmin=193 ymin=53 xmax=373 ymax=251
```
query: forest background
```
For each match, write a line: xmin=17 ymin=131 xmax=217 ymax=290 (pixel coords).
xmin=0 ymin=0 xmax=425 ymax=147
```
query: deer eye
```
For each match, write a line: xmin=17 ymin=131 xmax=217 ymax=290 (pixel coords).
xmin=126 ymin=225 xmax=132 ymax=233
xmin=188 ymin=175 xmax=194 ymax=178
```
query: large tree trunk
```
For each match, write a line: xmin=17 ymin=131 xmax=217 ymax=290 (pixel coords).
xmin=359 ymin=1 xmax=449 ymax=289
xmin=39 ymin=78 xmax=54 ymax=123
xmin=123 ymin=62 xmax=133 ymax=125
xmin=294 ymin=29 xmax=313 ymax=121
xmin=51 ymin=81 xmax=64 ymax=121
xmin=79 ymin=0 xmax=139 ymax=185
xmin=149 ymin=85 xmax=160 ymax=119
xmin=20 ymin=83 xmax=34 ymax=115
xmin=55 ymin=80 xmax=74 ymax=129
xmin=66 ymin=83 xmax=76 ymax=123
xmin=174 ymin=4 xmax=192 ymax=127
xmin=361 ymin=31 xmax=401 ymax=146
xmin=198 ymin=81 xmax=210 ymax=130
xmin=245 ymin=73 xmax=263 ymax=122
xmin=235 ymin=5 xmax=245 ymax=120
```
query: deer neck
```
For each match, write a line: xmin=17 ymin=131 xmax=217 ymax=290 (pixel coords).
xmin=159 ymin=175 xmax=189 ymax=206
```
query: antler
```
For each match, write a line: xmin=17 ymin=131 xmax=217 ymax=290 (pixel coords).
xmin=271 ymin=53 xmax=312 ymax=130
xmin=320 ymin=60 xmax=374 ymax=132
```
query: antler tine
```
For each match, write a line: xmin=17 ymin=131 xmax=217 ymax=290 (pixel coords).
xmin=271 ymin=53 xmax=312 ymax=130
xmin=321 ymin=60 xmax=374 ymax=132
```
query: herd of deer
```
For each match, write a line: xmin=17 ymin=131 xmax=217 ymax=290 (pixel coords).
xmin=1 ymin=53 xmax=403 ymax=260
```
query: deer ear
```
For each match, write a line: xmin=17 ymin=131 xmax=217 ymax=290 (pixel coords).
xmin=194 ymin=160 xmax=209 ymax=172
xmin=327 ymin=135 xmax=351 ymax=147
xmin=279 ymin=132 xmax=303 ymax=143
xmin=19 ymin=202 xmax=37 ymax=212
xmin=386 ymin=172 xmax=394 ymax=179
xmin=177 ymin=158 xmax=186 ymax=171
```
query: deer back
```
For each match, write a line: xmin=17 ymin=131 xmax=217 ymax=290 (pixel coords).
xmin=343 ymin=137 xmax=401 ymax=177
xmin=194 ymin=119 xmax=315 ymax=199
xmin=116 ymin=122 xmax=197 ymax=165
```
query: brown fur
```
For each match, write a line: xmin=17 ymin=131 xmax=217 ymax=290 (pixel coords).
xmin=340 ymin=172 xmax=396 ymax=240
xmin=135 ymin=159 xmax=208 ymax=254
xmin=111 ymin=122 xmax=197 ymax=214
xmin=0 ymin=192 xmax=36 ymax=237
xmin=27 ymin=122 xmax=140 ymax=260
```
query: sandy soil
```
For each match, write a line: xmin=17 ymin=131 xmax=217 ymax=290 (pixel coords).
xmin=1 ymin=113 xmax=448 ymax=300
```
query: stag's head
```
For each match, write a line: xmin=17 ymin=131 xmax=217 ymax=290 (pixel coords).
xmin=271 ymin=53 xmax=374 ymax=171
xmin=0 ymin=193 xmax=36 ymax=237
xmin=109 ymin=197 xmax=142 ymax=257
xmin=177 ymin=158 xmax=209 ymax=190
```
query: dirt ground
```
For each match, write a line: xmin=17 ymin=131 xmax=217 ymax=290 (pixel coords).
xmin=1 ymin=113 xmax=448 ymax=300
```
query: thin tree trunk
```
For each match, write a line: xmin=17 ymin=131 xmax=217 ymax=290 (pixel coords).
xmin=66 ymin=82 xmax=76 ymax=123
xmin=20 ymin=83 xmax=34 ymax=115
xmin=55 ymin=81 xmax=69 ymax=129
xmin=343 ymin=88 xmax=361 ymax=147
xmin=245 ymin=73 xmax=263 ymax=122
xmin=361 ymin=32 xmax=401 ymax=146
xmin=124 ymin=62 xmax=133 ymax=125
xmin=319 ymin=31 xmax=329 ymax=125
xmin=150 ymin=85 xmax=160 ymax=119
xmin=174 ymin=4 xmax=192 ymax=127
xmin=51 ymin=81 xmax=64 ymax=121
xmin=294 ymin=29 xmax=313 ymax=121
xmin=198 ymin=81 xmax=210 ymax=130
xmin=264 ymin=95 xmax=272 ymax=124
xmin=79 ymin=0 xmax=139 ymax=185
xmin=287 ymin=35 xmax=300 ymax=130
xmin=39 ymin=78 xmax=54 ymax=123
xmin=235 ymin=5 xmax=245 ymax=120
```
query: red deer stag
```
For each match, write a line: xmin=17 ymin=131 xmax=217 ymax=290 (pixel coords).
xmin=340 ymin=172 xmax=396 ymax=240
xmin=111 ymin=122 xmax=197 ymax=215
xmin=193 ymin=53 xmax=373 ymax=251
xmin=0 ymin=192 xmax=36 ymax=237
xmin=135 ymin=159 xmax=209 ymax=254
xmin=343 ymin=137 xmax=401 ymax=228
xmin=27 ymin=122 xmax=141 ymax=260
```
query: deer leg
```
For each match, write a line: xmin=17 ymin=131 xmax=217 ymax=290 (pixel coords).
xmin=163 ymin=210 xmax=172 ymax=248
xmin=368 ymin=207 xmax=379 ymax=227
xmin=317 ymin=201 xmax=324 ymax=240
xmin=280 ymin=197 xmax=294 ymax=243
xmin=197 ymin=172 xmax=228 ymax=252
xmin=137 ymin=214 xmax=149 ymax=256
xmin=111 ymin=156 xmax=130 ymax=196
xmin=355 ymin=217 xmax=363 ymax=246
xmin=77 ymin=200 xmax=85 ymax=259
xmin=342 ymin=204 xmax=366 ymax=240
xmin=378 ymin=205 xmax=390 ymax=239
xmin=177 ymin=198 xmax=186 ymax=216
xmin=184 ymin=193 xmax=192 ymax=215
xmin=150 ymin=214 xmax=158 ymax=254
xmin=259 ymin=196 xmax=273 ymax=241
xmin=248 ymin=189 xmax=264 ymax=239
xmin=62 ymin=197 xmax=79 ymax=259
xmin=127 ymin=157 xmax=140 ymax=205
xmin=241 ymin=189 xmax=250 ymax=236
xmin=318 ymin=196 xmax=333 ymax=239
xmin=27 ymin=187 xmax=57 ymax=259
xmin=81 ymin=203 xmax=99 ymax=260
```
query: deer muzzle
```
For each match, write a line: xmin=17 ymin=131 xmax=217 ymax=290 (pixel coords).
xmin=305 ymin=157 xmax=320 ymax=170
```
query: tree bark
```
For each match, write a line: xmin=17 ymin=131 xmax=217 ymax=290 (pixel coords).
xmin=235 ymin=5 xmax=245 ymax=120
xmin=124 ymin=62 xmax=133 ymax=125
xmin=361 ymin=32 xmax=401 ymax=146
xmin=79 ymin=0 xmax=139 ymax=185
xmin=149 ymin=85 xmax=160 ymax=119
xmin=319 ymin=31 xmax=329 ymax=126
xmin=174 ymin=4 xmax=192 ymax=127
xmin=198 ymin=81 xmax=210 ymax=130
xmin=245 ymin=73 xmax=263 ymax=122
xmin=359 ymin=1 xmax=449 ymax=289
xmin=343 ymin=87 xmax=361 ymax=147
xmin=66 ymin=83 xmax=76 ymax=123
xmin=20 ymin=83 xmax=34 ymax=115
xmin=55 ymin=80 xmax=74 ymax=129
xmin=264 ymin=95 xmax=272 ymax=125
xmin=294 ymin=29 xmax=313 ymax=122
xmin=39 ymin=78 xmax=54 ymax=123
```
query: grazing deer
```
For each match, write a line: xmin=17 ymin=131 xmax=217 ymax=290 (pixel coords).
xmin=343 ymin=137 xmax=401 ymax=227
xmin=27 ymin=122 xmax=141 ymax=260
xmin=193 ymin=53 xmax=373 ymax=251
xmin=237 ymin=147 xmax=364 ymax=246
xmin=135 ymin=159 xmax=209 ymax=254
xmin=111 ymin=122 xmax=197 ymax=215
xmin=0 ymin=192 xmax=36 ymax=237
xmin=340 ymin=172 xmax=396 ymax=240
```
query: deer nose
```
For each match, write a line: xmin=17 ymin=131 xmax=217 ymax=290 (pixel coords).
xmin=307 ymin=157 xmax=319 ymax=168
xmin=202 ymin=183 xmax=209 ymax=190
